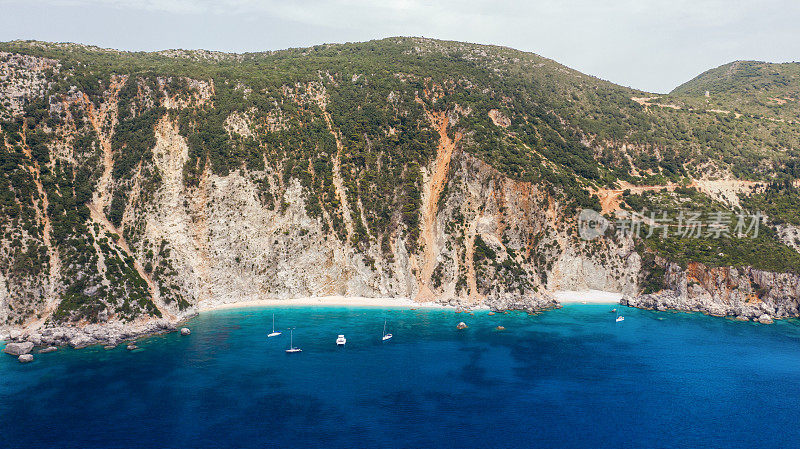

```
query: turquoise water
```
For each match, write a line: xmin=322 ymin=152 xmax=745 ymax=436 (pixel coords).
xmin=2 ymin=305 xmax=800 ymax=448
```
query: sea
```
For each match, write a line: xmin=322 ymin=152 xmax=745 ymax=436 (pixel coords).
xmin=2 ymin=305 xmax=800 ymax=448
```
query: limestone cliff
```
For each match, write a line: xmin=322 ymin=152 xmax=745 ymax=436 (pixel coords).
xmin=0 ymin=38 xmax=799 ymax=346
xmin=622 ymin=261 xmax=800 ymax=320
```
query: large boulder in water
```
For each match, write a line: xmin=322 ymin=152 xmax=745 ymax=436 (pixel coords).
xmin=758 ymin=314 xmax=774 ymax=324
xmin=3 ymin=342 xmax=34 ymax=356
xmin=18 ymin=354 xmax=33 ymax=363
xmin=456 ymin=322 xmax=468 ymax=330
xmin=180 ymin=328 xmax=191 ymax=336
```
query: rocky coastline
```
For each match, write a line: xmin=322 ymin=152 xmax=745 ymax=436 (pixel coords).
xmin=622 ymin=262 xmax=800 ymax=322
xmin=5 ymin=265 xmax=800 ymax=359
xmin=1 ymin=317 xmax=191 ymax=353
xmin=482 ymin=291 xmax=561 ymax=314
xmin=0 ymin=293 xmax=566 ymax=354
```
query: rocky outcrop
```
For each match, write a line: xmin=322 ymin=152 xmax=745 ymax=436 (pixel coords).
xmin=4 ymin=319 xmax=178 ymax=350
xmin=482 ymin=291 xmax=559 ymax=313
xmin=18 ymin=354 xmax=33 ymax=363
xmin=622 ymin=262 xmax=800 ymax=320
xmin=0 ymin=51 xmax=59 ymax=119
xmin=758 ymin=314 xmax=774 ymax=324
xmin=3 ymin=341 xmax=34 ymax=356
xmin=777 ymin=224 xmax=800 ymax=253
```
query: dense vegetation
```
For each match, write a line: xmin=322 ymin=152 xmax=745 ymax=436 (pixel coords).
xmin=741 ymin=180 xmax=800 ymax=226
xmin=620 ymin=187 xmax=800 ymax=272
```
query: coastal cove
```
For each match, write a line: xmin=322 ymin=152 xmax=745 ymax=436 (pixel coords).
xmin=0 ymin=290 xmax=621 ymax=352
xmin=0 ymin=288 xmax=783 ymax=354
xmin=1 ymin=14 xmax=800 ymax=449
xmin=2 ymin=305 xmax=800 ymax=448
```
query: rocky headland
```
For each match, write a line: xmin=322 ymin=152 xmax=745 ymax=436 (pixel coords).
xmin=622 ymin=262 xmax=800 ymax=322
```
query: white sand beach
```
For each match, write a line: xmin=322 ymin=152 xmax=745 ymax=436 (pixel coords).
xmin=553 ymin=290 xmax=622 ymax=304
xmin=198 ymin=296 xmax=450 ymax=312
xmin=198 ymin=291 xmax=621 ymax=313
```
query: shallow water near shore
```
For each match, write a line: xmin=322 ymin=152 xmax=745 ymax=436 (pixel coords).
xmin=2 ymin=305 xmax=800 ymax=448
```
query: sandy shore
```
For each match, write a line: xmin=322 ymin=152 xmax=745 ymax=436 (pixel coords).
xmin=553 ymin=290 xmax=622 ymax=304
xmin=198 ymin=296 xmax=451 ymax=312
xmin=199 ymin=291 xmax=621 ymax=312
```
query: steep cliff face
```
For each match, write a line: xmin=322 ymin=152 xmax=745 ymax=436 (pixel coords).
xmin=622 ymin=261 xmax=800 ymax=319
xmin=116 ymin=118 xmax=638 ymax=314
xmin=1 ymin=38 xmax=799 ymax=342
xmin=0 ymin=63 xmax=636 ymax=332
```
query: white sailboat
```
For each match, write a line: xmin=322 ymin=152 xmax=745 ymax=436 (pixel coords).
xmin=382 ymin=319 xmax=392 ymax=341
xmin=615 ymin=307 xmax=625 ymax=322
xmin=285 ymin=328 xmax=302 ymax=353
xmin=268 ymin=313 xmax=281 ymax=338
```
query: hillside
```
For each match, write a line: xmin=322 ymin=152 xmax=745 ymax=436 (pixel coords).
xmin=0 ymin=37 xmax=798 ymax=335
xmin=666 ymin=60 xmax=800 ymax=123
xmin=672 ymin=60 xmax=800 ymax=96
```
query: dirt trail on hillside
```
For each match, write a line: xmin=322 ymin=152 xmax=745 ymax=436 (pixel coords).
xmin=79 ymin=79 xmax=173 ymax=320
xmin=188 ymin=162 xmax=214 ymax=304
xmin=87 ymin=202 xmax=174 ymax=321
xmin=415 ymin=103 xmax=462 ymax=301
xmin=596 ymin=179 xmax=758 ymax=214
xmin=314 ymin=91 xmax=356 ymax=241
xmin=83 ymin=76 xmax=126 ymax=212
xmin=19 ymin=128 xmax=61 ymax=328
xmin=631 ymin=96 xmax=681 ymax=110
xmin=465 ymin=218 xmax=479 ymax=302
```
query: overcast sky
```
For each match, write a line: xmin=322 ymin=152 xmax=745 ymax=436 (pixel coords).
xmin=0 ymin=0 xmax=797 ymax=93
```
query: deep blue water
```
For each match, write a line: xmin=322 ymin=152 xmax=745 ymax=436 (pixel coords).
xmin=2 ymin=305 xmax=800 ymax=448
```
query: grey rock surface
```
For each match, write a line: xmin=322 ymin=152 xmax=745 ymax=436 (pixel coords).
xmin=623 ymin=262 xmax=800 ymax=320
xmin=3 ymin=342 xmax=34 ymax=356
